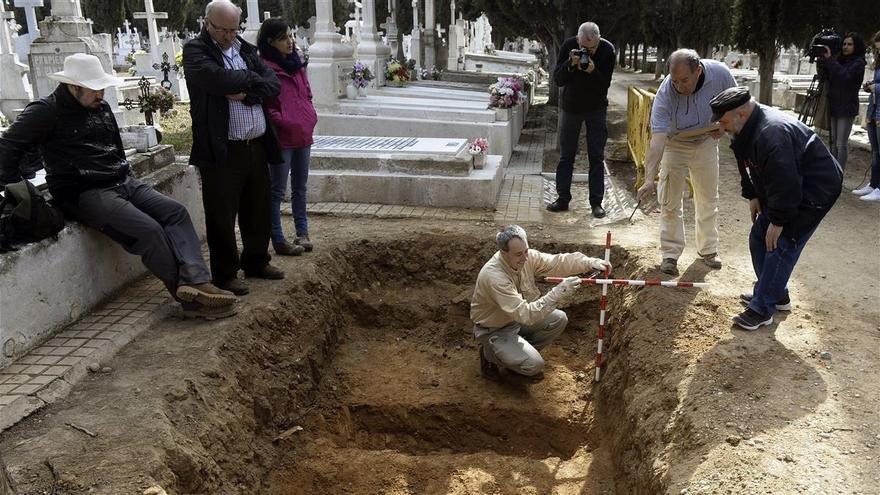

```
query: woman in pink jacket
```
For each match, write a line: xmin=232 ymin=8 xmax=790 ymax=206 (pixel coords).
xmin=257 ymin=18 xmax=318 ymax=255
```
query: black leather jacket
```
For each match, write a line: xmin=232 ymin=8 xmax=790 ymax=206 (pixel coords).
xmin=0 ymin=84 xmax=129 ymax=202
xmin=183 ymin=30 xmax=282 ymax=168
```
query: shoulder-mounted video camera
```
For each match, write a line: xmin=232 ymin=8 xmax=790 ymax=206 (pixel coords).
xmin=806 ymin=29 xmax=842 ymax=63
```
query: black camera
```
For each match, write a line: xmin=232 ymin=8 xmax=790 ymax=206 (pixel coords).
xmin=806 ymin=29 xmax=842 ymax=63
xmin=573 ymin=48 xmax=592 ymax=70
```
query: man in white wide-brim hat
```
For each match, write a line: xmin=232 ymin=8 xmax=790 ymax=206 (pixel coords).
xmin=0 ymin=53 xmax=238 ymax=319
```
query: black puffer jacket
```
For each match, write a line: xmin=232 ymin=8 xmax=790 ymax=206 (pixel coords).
xmin=730 ymin=104 xmax=843 ymax=240
xmin=553 ymin=36 xmax=616 ymax=113
xmin=183 ymin=30 xmax=282 ymax=168
xmin=0 ymin=84 xmax=129 ymax=202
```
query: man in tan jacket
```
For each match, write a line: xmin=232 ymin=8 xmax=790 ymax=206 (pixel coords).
xmin=471 ymin=225 xmax=611 ymax=381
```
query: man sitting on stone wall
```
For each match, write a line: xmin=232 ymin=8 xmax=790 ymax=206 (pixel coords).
xmin=470 ymin=225 xmax=611 ymax=382
xmin=0 ymin=53 xmax=237 ymax=319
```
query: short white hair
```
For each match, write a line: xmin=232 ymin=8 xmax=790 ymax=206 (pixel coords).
xmin=578 ymin=22 xmax=600 ymax=40
xmin=205 ymin=0 xmax=241 ymax=18
xmin=668 ymin=48 xmax=701 ymax=72
xmin=496 ymin=225 xmax=528 ymax=251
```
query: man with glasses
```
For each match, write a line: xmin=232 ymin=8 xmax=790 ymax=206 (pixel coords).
xmin=636 ymin=49 xmax=737 ymax=275
xmin=183 ymin=0 xmax=284 ymax=296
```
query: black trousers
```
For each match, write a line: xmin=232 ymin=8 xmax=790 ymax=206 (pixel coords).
xmin=199 ymin=138 xmax=272 ymax=285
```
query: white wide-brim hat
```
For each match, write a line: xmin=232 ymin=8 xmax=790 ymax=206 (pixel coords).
xmin=48 ymin=53 xmax=125 ymax=90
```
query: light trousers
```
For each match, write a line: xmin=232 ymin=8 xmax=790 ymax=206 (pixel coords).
xmin=658 ymin=138 xmax=720 ymax=260
xmin=474 ymin=310 xmax=568 ymax=376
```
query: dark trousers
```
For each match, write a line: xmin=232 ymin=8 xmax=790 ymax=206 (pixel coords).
xmin=62 ymin=177 xmax=211 ymax=295
xmin=199 ymin=138 xmax=272 ymax=285
xmin=555 ymin=107 xmax=608 ymax=206
xmin=868 ymin=120 xmax=880 ymax=188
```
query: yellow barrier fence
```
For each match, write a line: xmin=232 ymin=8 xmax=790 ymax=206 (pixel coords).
xmin=627 ymin=86 xmax=656 ymax=191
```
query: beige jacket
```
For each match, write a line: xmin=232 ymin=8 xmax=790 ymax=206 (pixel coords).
xmin=470 ymin=249 xmax=598 ymax=328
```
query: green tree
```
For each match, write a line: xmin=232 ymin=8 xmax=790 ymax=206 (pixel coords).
xmin=82 ymin=0 xmax=125 ymax=34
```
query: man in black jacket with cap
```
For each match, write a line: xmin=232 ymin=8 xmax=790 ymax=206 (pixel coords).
xmin=548 ymin=22 xmax=615 ymax=218
xmin=711 ymin=87 xmax=843 ymax=331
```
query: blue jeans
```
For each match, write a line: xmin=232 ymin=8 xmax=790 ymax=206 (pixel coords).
xmin=555 ymin=107 xmax=608 ymax=206
xmin=867 ymin=120 xmax=880 ymax=188
xmin=268 ymin=147 xmax=310 ymax=245
xmin=748 ymin=213 xmax=818 ymax=317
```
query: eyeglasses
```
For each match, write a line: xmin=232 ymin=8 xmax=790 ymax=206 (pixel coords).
xmin=207 ymin=19 xmax=244 ymax=35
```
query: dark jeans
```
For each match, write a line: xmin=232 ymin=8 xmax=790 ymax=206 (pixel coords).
xmin=62 ymin=176 xmax=211 ymax=295
xmin=555 ymin=107 xmax=608 ymax=206
xmin=868 ymin=120 xmax=880 ymax=188
xmin=268 ymin=146 xmax=311 ymax=244
xmin=199 ymin=138 xmax=272 ymax=285
xmin=748 ymin=213 xmax=820 ymax=317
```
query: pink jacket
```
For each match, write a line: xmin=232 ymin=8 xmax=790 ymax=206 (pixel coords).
xmin=262 ymin=57 xmax=318 ymax=149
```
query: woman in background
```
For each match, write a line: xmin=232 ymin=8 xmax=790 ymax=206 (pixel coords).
xmin=822 ymin=32 xmax=866 ymax=170
xmin=257 ymin=18 xmax=318 ymax=255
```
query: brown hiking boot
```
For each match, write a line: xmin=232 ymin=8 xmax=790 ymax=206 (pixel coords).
xmin=294 ymin=235 xmax=313 ymax=252
xmin=244 ymin=264 xmax=285 ymax=280
xmin=479 ymin=345 xmax=500 ymax=381
xmin=176 ymin=283 xmax=237 ymax=307
xmin=180 ymin=301 xmax=238 ymax=320
xmin=218 ymin=278 xmax=249 ymax=295
xmin=274 ymin=241 xmax=304 ymax=256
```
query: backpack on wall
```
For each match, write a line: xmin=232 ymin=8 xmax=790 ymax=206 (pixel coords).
xmin=0 ymin=180 xmax=65 ymax=252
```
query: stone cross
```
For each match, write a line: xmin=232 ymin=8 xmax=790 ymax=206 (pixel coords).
xmin=435 ymin=23 xmax=444 ymax=39
xmin=13 ymin=0 xmax=43 ymax=36
xmin=1 ymin=8 xmax=14 ymax=54
xmin=411 ymin=0 xmax=419 ymax=30
xmin=122 ymin=18 xmax=132 ymax=35
xmin=196 ymin=16 xmax=204 ymax=30
xmin=133 ymin=0 xmax=168 ymax=64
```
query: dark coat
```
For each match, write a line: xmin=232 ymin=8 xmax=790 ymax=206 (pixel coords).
xmin=553 ymin=36 xmax=615 ymax=113
xmin=730 ymin=104 xmax=843 ymax=241
xmin=183 ymin=30 xmax=282 ymax=167
xmin=825 ymin=55 xmax=867 ymax=118
xmin=0 ymin=84 xmax=129 ymax=202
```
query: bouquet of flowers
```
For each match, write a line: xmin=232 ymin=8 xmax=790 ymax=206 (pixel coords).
xmin=420 ymin=65 xmax=443 ymax=81
xmin=484 ymin=43 xmax=497 ymax=55
xmin=385 ymin=58 xmax=411 ymax=84
xmin=468 ymin=138 xmax=489 ymax=155
xmin=488 ymin=76 xmax=526 ymax=109
xmin=350 ymin=61 xmax=374 ymax=88
xmin=139 ymin=88 xmax=176 ymax=116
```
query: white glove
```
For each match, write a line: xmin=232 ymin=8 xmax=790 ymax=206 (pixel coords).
xmin=545 ymin=276 xmax=582 ymax=304
xmin=590 ymin=259 xmax=612 ymax=273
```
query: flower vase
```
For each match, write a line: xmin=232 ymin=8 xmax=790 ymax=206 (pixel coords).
xmin=470 ymin=152 xmax=486 ymax=169
xmin=357 ymin=85 xmax=367 ymax=98
xmin=346 ymin=83 xmax=358 ymax=99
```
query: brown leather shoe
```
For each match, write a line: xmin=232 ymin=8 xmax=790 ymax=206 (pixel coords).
xmin=176 ymin=283 xmax=237 ymax=307
xmin=245 ymin=264 xmax=285 ymax=280
xmin=274 ymin=241 xmax=304 ymax=256
xmin=180 ymin=301 xmax=238 ymax=320
xmin=218 ymin=278 xmax=250 ymax=295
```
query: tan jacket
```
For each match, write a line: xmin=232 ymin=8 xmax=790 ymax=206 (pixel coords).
xmin=470 ymin=249 xmax=597 ymax=328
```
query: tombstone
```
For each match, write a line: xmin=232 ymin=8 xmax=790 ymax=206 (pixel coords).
xmin=12 ymin=0 xmax=40 ymax=62
xmin=379 ymin=16 xmax=399 ymax=60
xmin=240 ymin=0 xmax=261 ymax=45
xmin=356 ymin=0 xmax=391 ymax=86
xmin=133 ymin=0 xmax=168 ymax=65
xmin=1 ymin=0 xmax=32 ymax=120
xmin=115 ymin=20 xmax=138 ymax=66
xmin=447 ymin=17 xmax=466 ymax=71
xmin=409 ymin=0 xmax=421 ymax=70
xmin=307 ymin=0 xmax=355 ymax=109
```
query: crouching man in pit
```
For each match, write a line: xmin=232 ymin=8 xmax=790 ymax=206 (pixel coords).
xmin=0 ymin=54 xmax=237 ymax=319
xmin=470 ymin=225 xmax=611 ymax=381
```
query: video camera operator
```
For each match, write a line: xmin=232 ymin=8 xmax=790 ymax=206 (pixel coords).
xmin=548 ymin=22 xmax=615 ymax=219
xmin=819 ymin=32 xmax=867 ymax=169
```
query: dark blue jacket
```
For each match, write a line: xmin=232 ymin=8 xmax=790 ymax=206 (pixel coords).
xmin=825 ymin=55 xmax=866 ymax=118
xmin=730 ymin=105 xmax=842 ymax=240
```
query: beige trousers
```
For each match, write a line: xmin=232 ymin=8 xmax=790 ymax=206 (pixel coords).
xmin=658 ymin=138 xmax=720 ymax=260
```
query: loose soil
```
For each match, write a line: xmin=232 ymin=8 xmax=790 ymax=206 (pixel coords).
xmin=1 ymin=71 xmax=877 ymax=494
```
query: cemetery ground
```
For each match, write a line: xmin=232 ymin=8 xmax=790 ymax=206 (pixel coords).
xmin=1 ymin=72 xmax=878 ymax=494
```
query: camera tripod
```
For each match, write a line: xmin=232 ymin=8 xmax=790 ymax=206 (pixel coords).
xmin=797 ymin=68 xmax=835 ymax=151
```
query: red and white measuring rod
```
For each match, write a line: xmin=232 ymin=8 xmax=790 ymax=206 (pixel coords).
xmin=543 ymin=277 xmax=710 ymax=288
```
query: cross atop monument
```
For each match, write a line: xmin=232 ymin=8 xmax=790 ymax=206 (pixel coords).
xmin=133 ymin=0 xmax=168 ymax=64
xmin=196 ymin=16 xmax=204 ymax=30
xmin=122 ymin=18 xmax=132 ymax=35
xmin=14 ymin=0 xmax=44 ymax=36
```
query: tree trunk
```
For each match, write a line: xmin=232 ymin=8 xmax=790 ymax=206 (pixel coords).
xmin=655 ymin=46 xmax=668 ymax=80
xmin=547 ymin=41 xmax=560 ymax=107
xmin=641 ymin=43 xmax=648 ymax=72
xmin=758 ymin=47 xmax=778 ymax=105
xmin=619 ymin=42 xmax=627 ymax=68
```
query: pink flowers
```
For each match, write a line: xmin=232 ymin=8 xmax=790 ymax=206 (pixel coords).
xmin=469 ymin=137 xmax=489 ymax=155
xmin=488 ymin=76 xmax=526 ymax=109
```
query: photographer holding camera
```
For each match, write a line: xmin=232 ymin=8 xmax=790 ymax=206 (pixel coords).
xmin=819 ymin=32 xmax=867 ymax=170
xmin=548 ymin=22 xmax=615 ymax=218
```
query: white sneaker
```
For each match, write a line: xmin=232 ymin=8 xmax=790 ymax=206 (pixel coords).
xmin=859 ymin=188 xmax=880 ymax=202
xmin=853 ymin=185 xmax=875 ymax=195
